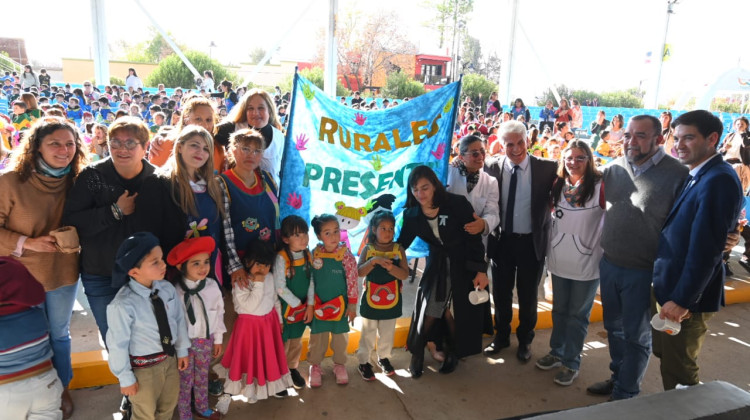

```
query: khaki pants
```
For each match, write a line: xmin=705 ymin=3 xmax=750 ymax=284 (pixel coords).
xmin=285 ymin=338 xmax=303 ymax=369
xmin=307 ymin=332 xmax=348 ymax=365
xmin=652 ymin=294 xmax=715 ymax=390
xmin=129 ymin=357 xmax=179 ymax=420
xmin=357 ymin=318 xmax=397 ymax=364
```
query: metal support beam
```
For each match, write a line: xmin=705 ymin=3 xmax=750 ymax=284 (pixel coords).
xmin=502 ymin=0 xmax=518 ymax=106
xmin=324 ymin=0 xmax=338 ymax=97
xmin=652 ymin=0 xmax=678 ymax=109
xmin=90 ymin=0 xmax=109 ymax=86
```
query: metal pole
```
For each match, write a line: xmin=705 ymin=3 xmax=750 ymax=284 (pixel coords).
xmin=90 ymin=0 xmax=109 ymax=86
xmin=653 ymin=1 xmax=677 ymax=109
xmin=451 ymin=0 xmax=459 ymax=83
xmin=503 ymin=0 xmax=518 ymax=106
xmin=324 ymin=0 xmax=338 ymax=97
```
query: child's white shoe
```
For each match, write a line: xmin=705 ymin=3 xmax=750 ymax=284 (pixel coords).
xmin=215 ymin=394 xmax=231 ymax=415
xmin=333 ymin=363 xmax=348 ymax=385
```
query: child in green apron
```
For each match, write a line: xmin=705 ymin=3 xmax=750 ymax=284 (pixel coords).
xmin=273 ymin=216 xmax=315 ymax=390
xmin=356 ymin=212 xmax=409 ymax=380
xmin=308 ymin=214 xmax=358 ymax=387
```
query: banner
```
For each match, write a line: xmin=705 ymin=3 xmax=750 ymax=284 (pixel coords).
xmin=279 ymin=72 xmax=462 ymax=257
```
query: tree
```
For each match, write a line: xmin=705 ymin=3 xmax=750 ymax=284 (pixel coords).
xmin=461 ymin=35 xmax=482 ymax=73
xmin=145 ymin=51 xmax=240 ymax=89
xmin=424 ymin=0 xmax=474 ymax=49
xmin=279 ymin=67 xmax=350 ymax=98
xmin=110 ymin=76 xmax=125 ymax=86
xmin=534 ymin=85 xmax=643 ymax=108
xmin=248 ymin=47 xmax=267 ymax=64
xmin=461 ymin=73 xmax=498 ymax=105
xmin=383 ymin=71 xmax=426 ymax=99
xmin=113 ymin=27 xmax=187 ymax=64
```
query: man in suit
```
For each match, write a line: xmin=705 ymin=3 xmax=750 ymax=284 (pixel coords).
xmin=652 ymin=110 xmax=743 ymax=390
xmin=587 ymin=115 xmax=688 ymax=400
xmin=483 ymin=120 xmax=558 ymax=362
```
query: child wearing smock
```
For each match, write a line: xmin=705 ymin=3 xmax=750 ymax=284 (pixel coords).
xmin=274 ymin=215 xmax=315 ymax=389
xmin=166 ymin=237 xmax=225 ymax=420
xmin=214 ymin=240 xmax=292 ymax=413
xmin=307 ymin=215 xmax=359 ymax=387
xmin=356 ymin=212 xmax=409 ymax=380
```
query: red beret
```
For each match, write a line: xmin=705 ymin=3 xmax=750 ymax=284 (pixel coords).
xmin=166 ymin=236 xmax=216 ymax=267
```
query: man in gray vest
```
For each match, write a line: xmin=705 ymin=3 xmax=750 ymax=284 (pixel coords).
xmin=587 ymin=115 xmax=688 ymax=400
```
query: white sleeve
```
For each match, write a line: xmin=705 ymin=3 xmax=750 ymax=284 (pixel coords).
xmin=481 ymin=173 xmax=501 ymax=235
xmin=273 ymin=254 xmax=302 ymax=307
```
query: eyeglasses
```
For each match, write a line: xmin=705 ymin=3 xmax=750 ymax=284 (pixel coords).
xmin=236 ymin=147 xmax=263 ymax=156
xmin=463 ymin=149 xmax=486 ymax=158
xmin=109 ymin=139 xmax=141 ymax=150
xmin=564 ymin=156 xmax=589 ymax=164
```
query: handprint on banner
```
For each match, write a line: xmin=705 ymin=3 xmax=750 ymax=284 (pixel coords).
xmin=302 ymin=83 xmax=315 ymax=100
xmin=295 ymin=133 xmax=309 ymax=150
xmin=431 ymin=143 xmax=446 ymax=160
xmin=286 ymin=192 xmax=303 ymax=209
xmin=354 ymin=113 xmax=367 ymax=126
xmin=370 ymin=155 xmax=384 ymax=171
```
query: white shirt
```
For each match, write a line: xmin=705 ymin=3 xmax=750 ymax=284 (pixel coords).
xmin=175 ymin=277 xmax=226 ymax=343
xmin=234 ymin=272 xmax=282 ymax=320
xmin=446 ymin=165 xmax=500 ymax=242
xmin=501 ymin=155 xmax=533 ymax=234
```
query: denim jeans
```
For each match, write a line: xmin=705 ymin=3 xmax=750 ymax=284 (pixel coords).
xmin=599 ymin=257 xmax=653 ymax=399
xmin=43 ymin=281 xmax=79 ymax=388
xmin=80 ymin=273 xmax=120 ymax=343
xmin=548 ymin=274 xmax=599 ymax=371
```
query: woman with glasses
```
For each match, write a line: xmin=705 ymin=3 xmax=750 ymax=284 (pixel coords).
xmin=220 ymin=129 xmax=280 ymax=262
xmin=534 ymin=140 xmax=604 ymax=387
xmin=0 ymin=117 xmax=89 ymax=418
xmin=63 ymin=117 xmax=182 ymax=342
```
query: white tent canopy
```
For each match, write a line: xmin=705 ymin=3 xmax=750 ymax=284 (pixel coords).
xmin=695 ymin=67 xmax=750 ymax=110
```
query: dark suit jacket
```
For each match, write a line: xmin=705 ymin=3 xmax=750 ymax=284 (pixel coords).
xmin=653 ymin=154 xmax=743 ymax=313
xmin=484 ymin=154 xmax=558 ymax=261
xmin=397 ymin=193 xmax=491 ymax=357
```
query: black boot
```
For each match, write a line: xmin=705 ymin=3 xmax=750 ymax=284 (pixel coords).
xmin=410 ymin=352 xmax=424 ymax=378
xmin=439 ymin=337 xmax=458 ymax=374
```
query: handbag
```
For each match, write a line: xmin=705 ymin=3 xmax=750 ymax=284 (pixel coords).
xmin=49 ymin=226 xmax=81 ymax=254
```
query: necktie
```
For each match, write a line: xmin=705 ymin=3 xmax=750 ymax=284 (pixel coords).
xmin=150 ymin=289 xmax=175 ymax=356
xmin=178 ymin=279 xmax=210 ymax=339
xmin=505 ymin=165 xmax=520 ymax=234
xmin=681 ymin=174 xmax=694 ymax=196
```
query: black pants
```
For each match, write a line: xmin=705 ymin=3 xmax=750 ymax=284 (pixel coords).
xmin=490 ymin=233 xmax=545 ymax=345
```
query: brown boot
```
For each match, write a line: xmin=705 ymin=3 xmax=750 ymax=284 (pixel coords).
xmin=61 ymin=387 xmax=74 ymax=419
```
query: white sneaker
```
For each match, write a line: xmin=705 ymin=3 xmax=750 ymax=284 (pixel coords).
xmin=215 ymin=393 xmax=231 ymax=415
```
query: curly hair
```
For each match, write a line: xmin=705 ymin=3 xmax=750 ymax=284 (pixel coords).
xmin=8 ymin=117 xmax=88 ymax=183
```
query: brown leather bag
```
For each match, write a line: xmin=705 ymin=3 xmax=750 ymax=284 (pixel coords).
xmin=49 ymin=226 xmax=81 ymax=254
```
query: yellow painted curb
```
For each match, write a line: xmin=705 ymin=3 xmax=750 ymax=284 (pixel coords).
xmin=725 ymin=279 xmax=750 ymax=305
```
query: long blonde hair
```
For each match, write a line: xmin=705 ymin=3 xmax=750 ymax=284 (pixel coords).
xmin=167 ymin=125 xmax=224 ymax=219
xmin=227 ymin=88 xmax=282 ymax=130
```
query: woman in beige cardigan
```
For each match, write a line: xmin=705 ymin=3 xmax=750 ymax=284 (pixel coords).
xmin=0 ymin=117 xmax=88 ymax=418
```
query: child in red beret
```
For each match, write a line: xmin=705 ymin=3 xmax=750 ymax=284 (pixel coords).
xmin=166 ymin=236 xmax=225 ymax=420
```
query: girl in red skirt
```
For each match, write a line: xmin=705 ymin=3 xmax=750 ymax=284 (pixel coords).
xmin=214 ymin=240 xmax=292 ymax=413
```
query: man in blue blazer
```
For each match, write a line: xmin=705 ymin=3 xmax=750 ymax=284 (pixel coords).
xmin=652 ymin=110 xmax=743 ymax=390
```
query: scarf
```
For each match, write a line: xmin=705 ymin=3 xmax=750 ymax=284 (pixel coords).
xmin=178 ymin=278 xmax=210 ymax=339
xmin=452 ymin=159 xmax=480 ymax=193
xmin=36 ymin=157 xmax=71 ymax=178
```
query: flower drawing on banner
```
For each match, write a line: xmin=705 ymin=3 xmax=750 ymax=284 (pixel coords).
xmin=295 ymin=133 xmax=309 ymax=150
xmin=286 ymin=192 xmax=303 ymax=209
xmin=443 ymin=97 xmax=454 ymax=114
xmin=354 ymin=113 xmax=367 ymax=126
xmin=370 ymin=155 xmax=384 ymax=171
xmin=302 ymin=83 xmax=315 ymax=101
xmin=431 ymin=143 xmax=446 ymax=160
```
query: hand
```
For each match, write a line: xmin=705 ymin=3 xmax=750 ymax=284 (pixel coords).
xmin=230 ymin=269 xmax=249 ymax=289
xmin=304 ymin=305 xmax=314 ymax=324
xmin=348 ymin=308 xmax=357 ymax=325
xmin=249 ymin=269 xmax=266 ymax=283
xmin=177 ymin=356 xmax=189 ymax=371
xmin=23 ymin=235 xmax=57 ymax=252
xmin=121 ymin=383 xmax=138 ymax=396
xmin=659 ymin=301 xmax=690 ymax=323
xmin=149 ymin=138 xmax=164 ymax=156
xmin=464 ymin=213 xmax=486 ymax=235
xmin=380 ymin=259 xmax=394 ymax=271
xmin=212 ymin=344 xmax=223 ymax=359
xmin=473 ymin=272 xmax=489 ymax=290
xmin=116 ymin=190 xmax=138 ymax=216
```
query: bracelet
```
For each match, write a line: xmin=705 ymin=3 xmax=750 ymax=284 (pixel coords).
xmin=111 ymin=203 xmax=123 ymax=221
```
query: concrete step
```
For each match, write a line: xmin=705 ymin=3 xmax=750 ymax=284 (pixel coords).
xmin=68 ymin=279 xmax=750 ymax=390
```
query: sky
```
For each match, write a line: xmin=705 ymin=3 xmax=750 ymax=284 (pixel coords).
xmin=4 ymin=0 xmax=749 ymax=105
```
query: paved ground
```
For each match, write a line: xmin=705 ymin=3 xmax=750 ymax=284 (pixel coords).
xmin=70 ymin=302 xmax=750 ymax=420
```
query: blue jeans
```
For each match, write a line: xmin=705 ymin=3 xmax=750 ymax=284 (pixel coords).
xmin=548 ymin=274 xmax=599 ymax=371
xmin=80 ymin=273 xmax=120 ymax=343
xmin=43 ymin=281 xmax=79 ymax=388
xmin=599 ymin=257 xmax=653 ymax=399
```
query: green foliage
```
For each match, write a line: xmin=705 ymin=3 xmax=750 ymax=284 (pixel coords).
xmin=121 ymin=28 xmax=185 ymax=64
xmin=461 ymin=73 xmax=498 ymax=104
xmin=599 ymin=90 xmax=643 ymax=108
xmin=383 ymin=71 xmax=426 ymax=99
xmin=280 ymin=67 xmax=350 ymax=98
xmin=145 ymin=51 xmax=239 ymax=89
xmin=424 ymin=0 xmax=474 ymax=48
xmin=711 ymin=96 xmax=743 ymax=113
xmin=535 ymin=84 xmax=643 ymax=108
xmin=249 ymin=47 xmax=267 ymax=64
xmin=110 ymin=76 xmax=125 ymax=86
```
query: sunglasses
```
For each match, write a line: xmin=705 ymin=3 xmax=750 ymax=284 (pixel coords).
xmin=463 ymin=149 xmax=486 ymax=158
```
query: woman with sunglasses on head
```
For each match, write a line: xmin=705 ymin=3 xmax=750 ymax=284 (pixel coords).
xmin=534 ymin=140 xmax=604 ymax=387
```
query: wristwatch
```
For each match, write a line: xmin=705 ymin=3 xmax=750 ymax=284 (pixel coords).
xmin=111 ymin=203 xmax=123 ymax=221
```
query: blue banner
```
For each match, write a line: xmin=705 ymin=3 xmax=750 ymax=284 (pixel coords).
xmin=279 ymin=73 xmax=462 ymax=257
